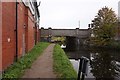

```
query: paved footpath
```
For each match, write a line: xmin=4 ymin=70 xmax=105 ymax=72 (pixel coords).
xmin=22 ymin=44 xmax=56 ymax=78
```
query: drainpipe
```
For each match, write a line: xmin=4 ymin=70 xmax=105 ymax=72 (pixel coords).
xmin=15 ymin=0 xmax=18 ymax=62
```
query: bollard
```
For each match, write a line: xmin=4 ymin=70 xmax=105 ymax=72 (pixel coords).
xmin=81 ymin=58 xmax=89 ymax=80
xmin=82 ymin=57 xmax=89 ymax=76
xmin=77 ymin=57 xmax=84 ymax=80
xmin=77 ymin=56 xmax=89 ymax=80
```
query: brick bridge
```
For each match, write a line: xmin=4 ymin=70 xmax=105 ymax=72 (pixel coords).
xmin=40 ymin=27 xmax=91 ymax=48
xmin=41 ymin=28 xmax=91 ymax=38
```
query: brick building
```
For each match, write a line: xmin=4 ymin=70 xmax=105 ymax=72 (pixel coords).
xmin=0 ymin=0 xmax=40 ymax=71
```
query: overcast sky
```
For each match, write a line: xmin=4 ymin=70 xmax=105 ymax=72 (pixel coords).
xmin=38 ymin=0 xmax=120 ymax=29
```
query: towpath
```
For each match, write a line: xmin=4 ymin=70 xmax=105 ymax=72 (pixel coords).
xmin=22 ymin=44 xmax=56 ymax=78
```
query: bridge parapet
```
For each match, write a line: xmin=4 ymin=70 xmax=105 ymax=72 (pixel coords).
xmin=40 ymin=28 xmax=91 ymax=39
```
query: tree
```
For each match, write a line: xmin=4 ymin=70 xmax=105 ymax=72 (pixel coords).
xmin=91 ymin=7 xmax=118 ymax=46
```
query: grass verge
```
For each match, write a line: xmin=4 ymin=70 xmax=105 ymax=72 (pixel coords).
xmin=53 ymin=44 xmax=77 ymax=80
xmin=2 ymin=42 xmax=50 ymax=78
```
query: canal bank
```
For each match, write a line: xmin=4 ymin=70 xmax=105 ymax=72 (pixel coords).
xmin=53 ymin=44 xmax=77 ymax=79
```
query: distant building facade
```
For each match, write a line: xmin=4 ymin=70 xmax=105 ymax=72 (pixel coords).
xmin=0 ymin=0 xmax=40 ymax=71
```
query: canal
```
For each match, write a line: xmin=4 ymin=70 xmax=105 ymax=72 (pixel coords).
xmin=62 ymin=45 xmax=120 ymax=79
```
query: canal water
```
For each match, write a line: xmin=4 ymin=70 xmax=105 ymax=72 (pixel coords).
xmin=62 ymin=45 xmax=120 ymax=80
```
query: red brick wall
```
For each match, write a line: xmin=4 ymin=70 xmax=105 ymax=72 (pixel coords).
xmin=1 ymin=2 xmax=37 ymax=71
xmin=17 ymin=2 xmax=26 ymax=57
xmin=2 ymin=2 xmax=16 ymax=70
xmin=25 ymin=7 xmax=28 ymax=53
xmin=34 ymin=27 xmax=36 ymax=44
xmin=37 ymin=26 xmax=40 ymax=42
xmin=38 ymin=27 xmax=40 ymax=42
xmin=0 ymin=1 xmax=2 ymax=71
xmin=26 ymin=9 xmax=35 ymax=52
xmin=34 ymin=25 xmax=37 ymax=44
xmin=39 ymin=29 xmax=41 ymax=41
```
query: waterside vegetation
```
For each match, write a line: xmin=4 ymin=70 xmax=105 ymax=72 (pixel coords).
xmin=53 ymin=44 xmax=77 ymax=80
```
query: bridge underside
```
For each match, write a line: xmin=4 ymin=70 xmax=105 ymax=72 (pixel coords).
xmin=66 ymin=36 xmax=78 ymax=50
xmin=65 ymin=36 xmax=89 ymax=50
xmin=40 ymin=35 xmax=89 ymax=51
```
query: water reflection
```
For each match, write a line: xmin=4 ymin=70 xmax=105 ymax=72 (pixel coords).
xmin=64 ymin=46 xmax=90 ymax=59
xmin=90 ymin=50 xmax=117 ymax=79
xmin=64 ymin=46 xmax=120 ymax=79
